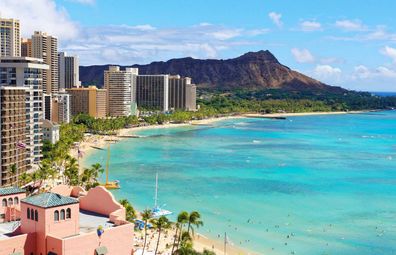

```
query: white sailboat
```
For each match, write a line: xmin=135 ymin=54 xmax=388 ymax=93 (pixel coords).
xmin=152 ymin=173 xmax=172 ymax=217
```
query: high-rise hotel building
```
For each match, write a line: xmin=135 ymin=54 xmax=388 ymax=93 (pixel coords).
xmin=58 ymin=52 xmax=81 ymax=90
xmin=52 ymin=92 xmax=71 ymax=123
xmin=0 ymin=18 xmax=20 ymax=57
xmin=0 ymin=87 xmax=27 ymax=186
xmin=168 ymin=75 xmax=197 ymax=111
xmin=136 ymin=75 xmax=169 ymax=112
xmin=0 ymin=57 xmax=49 ymax=171
xmin=31 ymin=31 xmax=58 ymax=95
xmin=104 ymin=66 xmax=138 ymax=117
xmin=67 ymin=86 xmax=107 ymax=118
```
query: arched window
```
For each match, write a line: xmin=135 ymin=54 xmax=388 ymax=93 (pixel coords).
xmin=8 ymin=198 xmax=13 ymax=206
xmin=54 ymin=210 xmax=59 ymax=221
xmin=1 ymin=198 xmax=6 ymax=207
xmin=34 ymin=210 xmax=38 ymax=221
xmin=66 ymin=208 xmax=71 ymax=219
xmin=27 ymin=208 xmax=30 ymax=219
xmin=30 ymin=209 xmax=34 ymax=220
xmin=60 ymin=209 xmax=65 ymax=220
xmin=14 ymin=197 xmax=19 ymax=205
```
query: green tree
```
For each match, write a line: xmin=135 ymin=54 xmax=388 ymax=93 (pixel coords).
xmin=187 ymin=211 xmax=203 ymax=237
xmin=64 ymin=156 xmax=79 ymax=185
xmin=173 ymin=211 xmax=189 ymax=253
xmin=119 ymin=199 xmax=136 ymax=221
xmin=141 ymin=209 xmax=153 ymax=255
xmin=150 ymin=215 xmax=172 ymax=255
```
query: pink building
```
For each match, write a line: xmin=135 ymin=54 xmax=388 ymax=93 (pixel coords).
xmin=0 ymin=187 xmax=26 ymax=223
xmin=0 ymin=185 xmax=134 ymax=255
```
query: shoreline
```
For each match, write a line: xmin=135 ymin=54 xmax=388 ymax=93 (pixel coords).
xmin=70 ymin=110 xmax=366 ymax=254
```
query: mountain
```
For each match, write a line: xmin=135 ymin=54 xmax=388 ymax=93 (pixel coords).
xmin=79 ymin=50 xmax=346 ymax=93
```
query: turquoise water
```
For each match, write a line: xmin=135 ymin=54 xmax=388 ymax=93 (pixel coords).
xmin=84 ymin=111 xmax=396 ymax=255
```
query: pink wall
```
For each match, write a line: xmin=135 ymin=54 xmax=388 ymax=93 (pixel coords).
xmin=58 ymin=223 xmax=134 ymax=255
xmin=0 ymin=233 xmax=36 ymax=255
xmin=0 ymin=193 xmax=26 ymax=222
xmin=51 ymin=185 xmax=86 ymax=198
xmin=79 ymin=186 xmax=125 ymax=219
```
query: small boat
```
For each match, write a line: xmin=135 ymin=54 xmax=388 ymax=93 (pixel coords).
xmin=152 ymin=173 xmax=172 ymax=217
xmin=101 ymin=144 xmax=120 ymax=190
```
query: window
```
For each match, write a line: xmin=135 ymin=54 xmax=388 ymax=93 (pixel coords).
xmin=66 ymin=208 xmax=71 ymax=219
xmin=27 ymin=208 xmax=30 ymax=219
xmin=8 ymin=198 xmax=13 ymax=206
xmin=60 ymin=209 xmax=65 ymax=220
xmin=1 ymin=198 xmax=6 ymax=207
xmin=34 ymin=210 xmax=38 ymax=221
xmin=30 ymin=209 xmax=34 ymax=220
xmin=54 ymin=210 xmax=59 ymax=221
xmin=14 ymin=197 xmax=19 ymax=205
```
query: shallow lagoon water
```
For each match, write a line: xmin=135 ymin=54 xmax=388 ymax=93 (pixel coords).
xmin=84 ymin=111 xmax=396 ymax=254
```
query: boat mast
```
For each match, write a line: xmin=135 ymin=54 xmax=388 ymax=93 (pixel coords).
xmin=106 ymin=143 xmax=110 ymax=184
xmin=154 ymin=173 xmax=158 ymax=208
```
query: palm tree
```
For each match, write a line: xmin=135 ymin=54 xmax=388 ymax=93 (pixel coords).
xmin=172 ymin=211 xmax=189 ymax=253
xmin=18 ymin=172 xmax=31 ymax=187
xmin=141 ymin=209 xmax=153 ymax=255
xmin=10 ymin=164 xmax=17 ymax=185
xmin=187 ymin=211 xmax=203 ymax=237
xmin=150 ymin=216 xmax=171 ymax=255
xmin=119 ymin=199 xmax=136 ymax=221
xmin=64 ymin=156 xmax=79 ymax=185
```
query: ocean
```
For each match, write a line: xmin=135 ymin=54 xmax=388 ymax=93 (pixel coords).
xmin=84 ymin=111 xmax=396 ymax=255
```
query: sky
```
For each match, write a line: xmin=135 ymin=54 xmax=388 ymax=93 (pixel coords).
xmin=1 ymin=0 xmax=396 ymax=91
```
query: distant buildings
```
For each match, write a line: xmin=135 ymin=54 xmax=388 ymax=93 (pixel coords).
xmin=67 ymin=86 xmax=108 ymax=118
xmin=136 ymin=74 xmax=169 ymax=112
xmin=169 ymin=75 xmax=197 ymax=111
xmin=58 ymin=52 xmax=81 ymax=90
xmin=42 ymin=119 xmax=60 ymax=144
xmin=0 ymin=87 xmax=27 ymax=186
xmin=104 ymin=66 xmax=138 ymax=117
xmin=21 ymin=38 xmax=32 ymax=57
xmin=31 ymin=31 xmax=58 ymax=95
xmin=0 ymin=18 xmax=20 ymax=57
xmin=0 ymin=57 xmax=49 ymax=169
xmin=0 ymin=185 xmax=134 ymax=255
xmin=52 ymin=92 xmax=71 ymax=123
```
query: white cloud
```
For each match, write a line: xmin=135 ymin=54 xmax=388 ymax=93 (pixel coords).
xmin=268 ymin=12 xmax=282 ymax=28
xmin=63 ymin=24 xmax=266 ymax=65
xmin=313 ymin=65 xmax=342 ymax=80
xmin=300 ymin=21 xmax=322 ymax=32
xmin=352 ymin=65 xmax=396 ymax=79
xmin=0 ymin=0 xmax=79 ymax=40
xmin=335 ymin=19 xmax=366 ymax=31
xmin=291 ymin=48 xmax=315 ymax=63
xmin=381 ymin=46 xmax=396 ymax=62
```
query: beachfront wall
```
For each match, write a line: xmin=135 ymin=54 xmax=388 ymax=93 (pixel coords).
xmin=0 ymin=192 xmax=26 ymax=222
xmin=46 ymin=223 xmax=134 ymax=255
xmin=0 ymin=233 xmax=36 ymax=255
xmin=51 ymin=185 xmax=86 ymax=198
xmin=20 ymin=202 xmax=80 ymax=255
xmin=79 ymin=186 xmax=125 ymax=219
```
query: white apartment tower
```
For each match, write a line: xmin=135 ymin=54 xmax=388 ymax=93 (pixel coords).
xmin=0 ymin=57 xmax=49 ymax=168
xmin=104 ymin=66 xmax=138 ymax=117
xmin=31 ymin=31 xmax=58 ymax=94
xmin=0 ymin=18 xmax=21 ymax=57
xmin=58 ymin=52 xmax=81 ymax=90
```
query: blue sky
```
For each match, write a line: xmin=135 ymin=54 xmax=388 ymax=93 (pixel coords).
xmin=1 ymin=0 xmax=396 ymax=91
